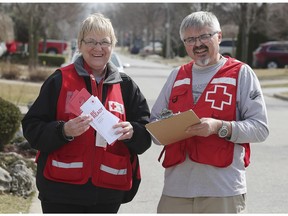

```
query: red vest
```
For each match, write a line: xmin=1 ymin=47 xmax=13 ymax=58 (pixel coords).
xmin=160 ymin=58 xmax=250 ymax=168
xmin=43 ymin=64 xmax=133 ymax=191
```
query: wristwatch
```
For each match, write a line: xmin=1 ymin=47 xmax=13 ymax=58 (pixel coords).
xmin=218 ymin=121 xmax=229 ymax=138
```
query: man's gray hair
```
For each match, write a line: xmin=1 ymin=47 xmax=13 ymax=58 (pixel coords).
xmin=179 ymin=11 xmax=221 ymax=41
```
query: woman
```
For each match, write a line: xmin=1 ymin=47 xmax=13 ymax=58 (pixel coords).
xmin=22 ymin=13 xmax=151 ymax=213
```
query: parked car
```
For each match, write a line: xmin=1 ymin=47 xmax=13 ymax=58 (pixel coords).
xmin=130 ymin=39 xmax=142 ymax=55
xmin=253 ymin=41 xmax=288 ymax=69
xmin=140 ymin=42 xmax=163 ymax=56
xmin=63 ymin=50 xmax=129 ymax=73
xmin=38 ymin=39 xmax=69 ymax=54
xmin=0 ymin=41 xmax=7 ymax=58
xmin=219 ymin=38 xmax=237 ymax=57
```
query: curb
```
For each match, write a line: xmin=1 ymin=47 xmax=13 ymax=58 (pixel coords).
xmin=274 ymin=93 xmax=288 ymax=101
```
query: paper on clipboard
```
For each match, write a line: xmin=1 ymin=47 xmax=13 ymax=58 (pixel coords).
xmin=145 ymin=110 xmax=200 ymax=145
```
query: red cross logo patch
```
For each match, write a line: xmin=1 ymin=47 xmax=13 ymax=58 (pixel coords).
xmin=205 ymin=85 xmax=232 ymax=110
xmin=108 ymin=101 xmax=124 ymax=114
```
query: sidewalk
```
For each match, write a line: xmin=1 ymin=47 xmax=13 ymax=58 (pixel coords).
xmin=29 ymin=192 xmax=42 ymax=213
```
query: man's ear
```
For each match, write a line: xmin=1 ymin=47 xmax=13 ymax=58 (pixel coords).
xmin=218 ymin=31 xmax=222 ymax=44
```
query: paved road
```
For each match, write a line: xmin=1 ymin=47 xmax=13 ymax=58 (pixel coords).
xmin=29 ymin=53 xmax=288 ymax=213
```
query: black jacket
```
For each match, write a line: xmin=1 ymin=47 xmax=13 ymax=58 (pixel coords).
xmin=22 ymin=57 xmax=151 ymax=205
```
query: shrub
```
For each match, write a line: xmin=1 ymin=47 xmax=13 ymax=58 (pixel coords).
xmin=38 ymin=54 xmax=66 ymax=67
xmin=28 ymin=66 xmax=51 ymax=82
xmin=0 ymin=53 xmax=66 ymax=67
xmin=0 ymin=62 xmax=21 ymax=80
xmin=0 ymin=97 xmax=22 ymax=151
xmin=6 ymin=53 xmax=29 ymax=65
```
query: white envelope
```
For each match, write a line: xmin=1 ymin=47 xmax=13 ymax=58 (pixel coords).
xmin=80 ymin=96 xmax=123 ymax=144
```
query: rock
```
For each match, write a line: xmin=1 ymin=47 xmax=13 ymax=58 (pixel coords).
xmin=0 ymin=166 xmax=12 ymax=193
xmin=10 ymin=160 xmax=35 ymax=198
xmin=0 ymin=152 xmax=36 ymax=197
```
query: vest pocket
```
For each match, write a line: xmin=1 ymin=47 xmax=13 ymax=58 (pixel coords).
xmin=95 ymin=151 xmax=132 ymax=190
xmin=162 ymin=143 xmax=186 ymax=168
xmin=188 ymin=136 xmax=234 ymax=167
xmin=44 ymin=153 xmax=85 ymax=183
xmin=169 ymin=88 xmax=188 ymax=105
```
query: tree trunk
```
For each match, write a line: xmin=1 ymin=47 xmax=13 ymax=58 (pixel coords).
xmin=28 ymin=15 xmax=35 ymax=71
xmin=27 ymin=4 xmax=39 ymax=72
xmin=240 ymin=3 xmax=249 ymax=63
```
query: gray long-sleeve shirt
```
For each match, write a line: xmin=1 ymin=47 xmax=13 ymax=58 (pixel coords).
xmin=150 ymin=57 xmax=269 ymax=198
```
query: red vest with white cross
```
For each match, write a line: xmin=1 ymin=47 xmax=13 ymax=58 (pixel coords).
xmin=43 ymin=64 xmax=134 ymax=191
xmin=160 ymin=57 xmax=250 ymax=168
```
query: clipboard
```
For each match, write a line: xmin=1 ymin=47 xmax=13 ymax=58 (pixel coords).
xmin=145 ymin=110 xmax=200 ymax=145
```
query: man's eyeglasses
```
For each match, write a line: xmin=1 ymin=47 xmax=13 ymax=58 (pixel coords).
xmin=81 ymin=39 xmax=112 ymax=48
xmin=183 ymin=32 xmax=218 ymax=46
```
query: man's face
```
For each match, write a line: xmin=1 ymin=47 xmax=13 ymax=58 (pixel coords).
xmin=182 ymin=26 xmax=222 ymax=67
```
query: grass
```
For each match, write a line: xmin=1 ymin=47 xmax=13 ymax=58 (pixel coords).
xmin=254 ymin=68 xmax=288 ymax=80
xmin=0 ymin=193 xmax=34 ymax=213
xmin=0 ymin=81 xmax=41 ymax=106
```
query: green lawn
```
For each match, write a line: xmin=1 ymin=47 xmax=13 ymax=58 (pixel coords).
xmin=254 ymin=68 xmax=288 ymax=80
xmin=0 ymin=81 xmax=41 ymax=106
xmin=0 ymin=193 xmax=34 ymax=213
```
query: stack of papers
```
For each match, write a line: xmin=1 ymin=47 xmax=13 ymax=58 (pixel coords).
xmin=68 ymin=88 xmax=122 ymax=144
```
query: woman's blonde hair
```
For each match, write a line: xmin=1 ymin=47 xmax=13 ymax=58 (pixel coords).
xmin=77 ymin=13 xmax=117 ymax=48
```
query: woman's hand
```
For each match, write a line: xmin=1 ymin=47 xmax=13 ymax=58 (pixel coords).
xmin=63 ymin=115 xmax=93 ymax=137
xmin=113 ymin=121 xmax=134 ymax=140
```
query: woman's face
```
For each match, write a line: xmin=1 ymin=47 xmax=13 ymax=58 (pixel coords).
xmin=79 ymin=31 xmax=112 ymax=75
xmin=182 ymin=26 xmax=222 ymax=67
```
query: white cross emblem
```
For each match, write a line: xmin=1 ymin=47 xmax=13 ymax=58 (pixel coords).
xmin=205 ymin=85 xmax=232 ymax=110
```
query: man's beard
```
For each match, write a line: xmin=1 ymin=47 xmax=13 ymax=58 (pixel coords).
xmin=193 ymin=45 xmax=210 ymax=66
xmin=195 ymin=57 xmax=210 ymax=66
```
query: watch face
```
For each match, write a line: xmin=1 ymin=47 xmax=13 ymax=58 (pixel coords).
xmin=219 ymin=129 xmax=228 ymax=137
xmin=218 ymin=126 xmax=228 ymax=138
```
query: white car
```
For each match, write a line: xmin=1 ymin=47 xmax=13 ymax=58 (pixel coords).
xmin=219 ymin=38 xmax=237 ymax=57
xmin=0 ymin=42 xmax=7 ymax=57
xmin=140 ymin=42 xmax=163 ymax=56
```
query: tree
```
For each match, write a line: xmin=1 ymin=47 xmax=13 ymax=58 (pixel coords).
xmin=106 ymin=3 xmax=165 ymax=53
xmin=266 ymin=3 xmax=288 ymax=40
xmin=9 ymin=3 xmax=86 ymax=71
xmin=0 ymin=11 xmax=14 ymax=43
xmin=212 ymin=3 xmax=268 ymax=64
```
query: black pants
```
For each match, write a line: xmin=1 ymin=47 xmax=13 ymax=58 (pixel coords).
xmin=41 ymin=201 xmax=121 ymax=213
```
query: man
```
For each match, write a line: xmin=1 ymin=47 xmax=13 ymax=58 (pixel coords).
xmin=150 ymin=11 xmax=269 ymax=213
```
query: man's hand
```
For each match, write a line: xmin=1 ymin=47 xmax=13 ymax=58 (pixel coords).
xmin=185 ymin=118 xmax=222 ymax=137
